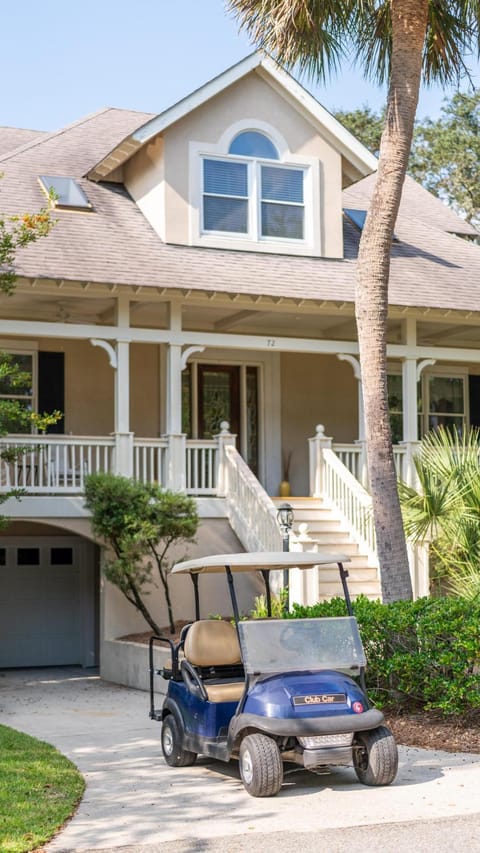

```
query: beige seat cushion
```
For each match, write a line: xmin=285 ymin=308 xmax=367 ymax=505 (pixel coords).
xmin=184 ymin=620 xmax=241 ymax=667
xmin=204 ymin=681 xmax=245 ymax=703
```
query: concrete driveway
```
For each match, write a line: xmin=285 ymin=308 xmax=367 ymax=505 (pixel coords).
xmin=1 ymin=667 xmax=479 ymax=852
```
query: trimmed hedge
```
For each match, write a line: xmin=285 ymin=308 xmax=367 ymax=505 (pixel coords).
xmin=287 ymin=596 xmax=480 ymax=718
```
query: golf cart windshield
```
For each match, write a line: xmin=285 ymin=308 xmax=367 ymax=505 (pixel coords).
xmin=237 ymin=617 xmax=366 ymax=675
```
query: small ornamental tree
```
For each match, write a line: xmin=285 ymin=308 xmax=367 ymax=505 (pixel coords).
xmin=1 ymin=197 xmax=54 ymax=296
xmin=84 ymin=473 xmax=199 ymax=634
xmin=0 ymin=196 xmax=57 ymax=524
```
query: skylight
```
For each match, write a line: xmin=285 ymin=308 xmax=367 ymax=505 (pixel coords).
xmin=344 ymin=208 xmax=367 ymax=230
xmin=344 ymin=208 xmax=399 ymax=242
xmin=39 ymin=175 xmax=92 ymax=210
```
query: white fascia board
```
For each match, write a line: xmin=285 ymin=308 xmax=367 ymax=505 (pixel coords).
xmin=89 ymin=51 xmax=377 ymax=180
xmin=87 ymin=52 xmax=263 ymax=180
xmin=132 ymin=52 xmax=264 ymax=144
xmin=257 ymin=58 xmax=378 ymax=176
xmin=133 ymin=53 xmax=377 ymax=178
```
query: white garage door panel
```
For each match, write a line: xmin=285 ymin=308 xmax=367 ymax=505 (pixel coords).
xmin=0 ymin=558 xmax=83 ymax=668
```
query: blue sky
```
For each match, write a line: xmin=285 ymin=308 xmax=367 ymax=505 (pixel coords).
xmin=2 ymin=0 xmax=478 ymax=131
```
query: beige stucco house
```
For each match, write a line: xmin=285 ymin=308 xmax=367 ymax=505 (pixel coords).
xmin=1 ymin=53 xmax=479 ymax=680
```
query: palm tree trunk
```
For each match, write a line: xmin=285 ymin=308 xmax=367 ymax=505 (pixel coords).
xmin=355 ymin=0 xmax=429 ymax=602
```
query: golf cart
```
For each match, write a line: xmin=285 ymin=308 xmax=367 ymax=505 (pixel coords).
xmin=149 ymin=552 xmax=398 ymax=797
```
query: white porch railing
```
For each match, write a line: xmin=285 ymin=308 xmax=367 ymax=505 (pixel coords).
xmin=133 ymin=438 xmax=168 ymax=485
xmin=311 ymin=426 xmax=377 ymax=564
xmin=323 ymin=448 xmax=377 ymax=563
xmin=186 ymin=440 xmax=218 ymax=495
xmin=0 ymin=434 xmax=223 ymax=496
xmin=0 ymin=435 xmax=115 ymax=493
xmin=333 ymin=442 xmax=408 ymax=486
xmin=223 ymin=442 xmax=283 ymax=552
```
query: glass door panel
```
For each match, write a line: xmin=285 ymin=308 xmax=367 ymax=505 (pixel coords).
xmin=198 ymin=365 xmax=240 ymax=439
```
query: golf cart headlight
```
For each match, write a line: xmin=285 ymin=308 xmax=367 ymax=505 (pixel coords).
xmin=298 ymin=733 xmax=354 ymax=749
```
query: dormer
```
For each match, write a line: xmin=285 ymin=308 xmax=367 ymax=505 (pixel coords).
xmin=88 ymin=53 xmax=377 ymax=260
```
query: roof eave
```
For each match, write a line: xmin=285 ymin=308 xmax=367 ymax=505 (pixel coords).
xmin=86 ymin=52 xmax=377 ymax=183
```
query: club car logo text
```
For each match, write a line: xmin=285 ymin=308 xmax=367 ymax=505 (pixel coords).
xmin=293 ymin=693 xmax=346 ymax=706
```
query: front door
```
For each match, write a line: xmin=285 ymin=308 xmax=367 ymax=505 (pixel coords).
xmin=183 ymin=363 xmax=259 ymax=475
xmin=198 ymin=365 xmax=240 ymax=439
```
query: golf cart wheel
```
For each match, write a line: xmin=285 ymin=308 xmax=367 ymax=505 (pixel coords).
xmin=161 ymin=714 xmax=197 ymax=767
xmin=353 ymin=725 xmax=398 ymax=786
xmin=239 ymin=733 xmax=283 ymax=797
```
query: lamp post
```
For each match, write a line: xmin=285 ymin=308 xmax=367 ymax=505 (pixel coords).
xmin=277 ymin=502 xmax=294 ymax=610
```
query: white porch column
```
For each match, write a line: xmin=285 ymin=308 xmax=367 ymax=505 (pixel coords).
xmin=308 ymin=424 xmax=332 ymax=497
xmin=114 ymin=296 xmax=133 ymax=477
xmin=164 ymin=343 xmax=185 ymax=491
xmin=164 ymin=303 xmax=186 ymax=492
xmin=337 ymin=354 xmax=367 ymax=487
xmin=90 ymin=295 xmax=133 ymax=478
xmin=401 ymin=319 xmax=436 ymax=487
xmin=114 ymin=339 xmax=133 ymax=477
xmin=401 ymin=356 xmax=419 ymax=487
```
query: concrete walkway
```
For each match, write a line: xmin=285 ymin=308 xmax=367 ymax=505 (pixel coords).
xmin=0 ymin=667 xmax=479 ymax=852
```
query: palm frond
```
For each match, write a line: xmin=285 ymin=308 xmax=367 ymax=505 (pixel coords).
xmin=226 ymin=0 xmax=355 ymax=79
xmin=227 ymin=0 xmax=479 ymax=87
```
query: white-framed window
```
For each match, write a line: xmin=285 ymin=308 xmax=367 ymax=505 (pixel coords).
xmin=387 ymin=366 xmax=468 ymax=441
xmin=0 ymin=348 xmax=37 ymax=434
xmin=422 ymin=371 xmax=467 ymax=435
xmin=202 ymin=131 xmax=305 ymax=241
xmin=190 ymin=124 xmax=320 ymax=255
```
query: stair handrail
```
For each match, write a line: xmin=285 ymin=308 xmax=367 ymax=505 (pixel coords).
xmin=222 ymin=443 xmax=284 ymax=552
xmin=309 ymin=425 xmax=376 ymax=564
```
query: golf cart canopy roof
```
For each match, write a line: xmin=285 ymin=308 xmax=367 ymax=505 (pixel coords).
xmin=171 ymin=551 xmax=350 ymax=575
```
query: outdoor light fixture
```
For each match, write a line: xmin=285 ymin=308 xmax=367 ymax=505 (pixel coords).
xmin=277 ymin=502 xmax=294 ymax=551
xmin=277 ymin=502 xmax=294 ymax=610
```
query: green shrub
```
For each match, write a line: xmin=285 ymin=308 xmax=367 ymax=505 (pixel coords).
xmin=288 ymin=595 xmax=480 ymax=718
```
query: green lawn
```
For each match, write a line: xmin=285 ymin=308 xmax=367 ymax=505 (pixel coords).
xmin=0 ymin=724 xmax=85 ymax=853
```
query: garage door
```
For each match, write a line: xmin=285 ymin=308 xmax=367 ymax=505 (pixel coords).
xmin=0 ymin=540 xmax=83 ymax=667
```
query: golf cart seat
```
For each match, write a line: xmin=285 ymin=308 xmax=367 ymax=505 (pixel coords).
xmin=182 ymin=620 xmax=245 ymax=703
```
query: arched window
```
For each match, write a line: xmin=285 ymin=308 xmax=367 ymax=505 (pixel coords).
xmin=228 ymin=131 xmax=279 ymax=160
xmin=202 ymin=129 xmax=305 ymax=242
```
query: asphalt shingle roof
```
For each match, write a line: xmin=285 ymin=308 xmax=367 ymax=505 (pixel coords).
xmin=1 ymin=107 xmax=479 ymax=314
xmin=0 ymin=126 xmax=46 ymax=157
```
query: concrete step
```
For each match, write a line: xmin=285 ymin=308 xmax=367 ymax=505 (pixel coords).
xmin=271 ymin=495 xmax=379 ymax=602
xmin=316 ymin=568 xmax=379 ymax=583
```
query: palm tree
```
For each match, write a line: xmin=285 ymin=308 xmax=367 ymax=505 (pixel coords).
xmin=226 ymin=0 xmax=479 ymax=601
xmin=400 ymin=426 xmax=480 ymax=600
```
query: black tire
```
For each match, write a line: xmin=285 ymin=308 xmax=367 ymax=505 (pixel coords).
xmin=353 ymin=725 xmax=398 ymax=786
xmin=161 ymin=714 xmax=197 ymax=767
xmin=239 ymin=733 xmax=283 ymax=797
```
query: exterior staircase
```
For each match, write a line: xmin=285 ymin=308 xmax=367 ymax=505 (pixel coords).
xmin=272 ymin=497 xmax=381 ymax=602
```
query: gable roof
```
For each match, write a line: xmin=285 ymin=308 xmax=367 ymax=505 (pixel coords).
xmin=86 ymin=52 xmax=378 ymax=183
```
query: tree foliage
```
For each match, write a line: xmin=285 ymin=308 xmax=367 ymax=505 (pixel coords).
xmin=337 ymin=92 xmax=480 ymax=229
xmin=0 ymin=193 xmax=54 ymax=295
xmin=84 ymin=473 xmax=199 ymax=634
xmin=410 ymin=90 xmax=480 ymax=227
xmin=335 ymin=106 xmax=385 ymax=156
xmin=399 ymin=426 xmax=480 ymax=600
